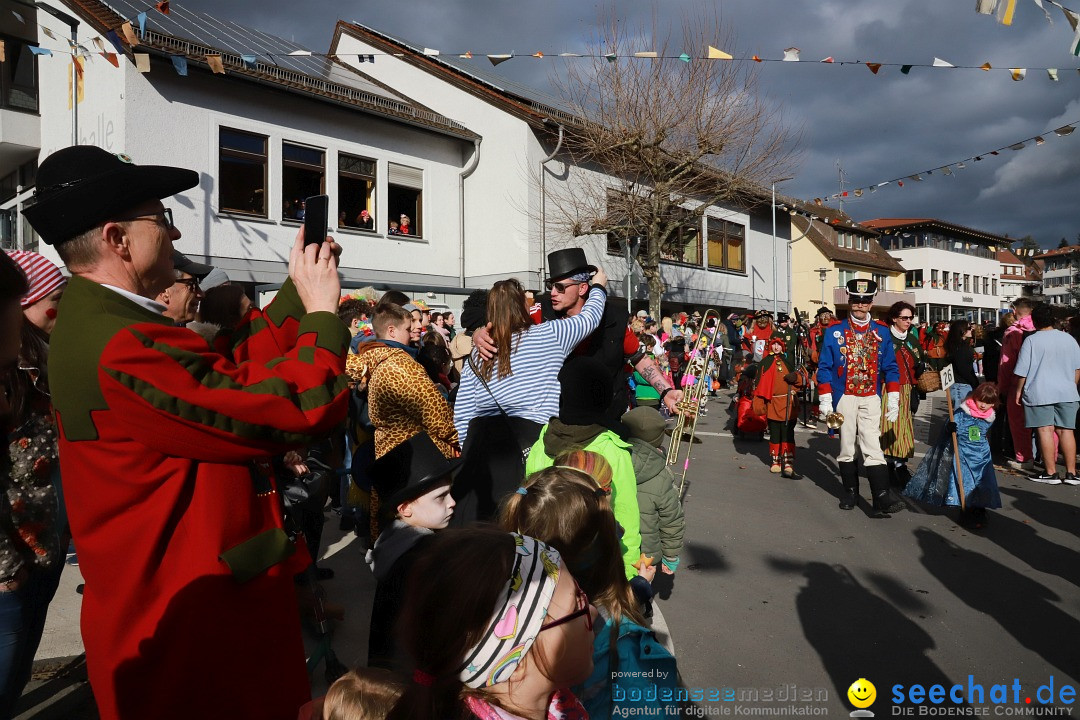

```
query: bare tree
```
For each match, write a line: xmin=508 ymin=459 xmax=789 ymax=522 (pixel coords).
xmin=543 ymin=8 xmax=798 ymax=317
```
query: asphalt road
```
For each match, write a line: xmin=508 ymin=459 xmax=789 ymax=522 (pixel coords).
xmin=19 ymin=388 xmax=1080 ymax=718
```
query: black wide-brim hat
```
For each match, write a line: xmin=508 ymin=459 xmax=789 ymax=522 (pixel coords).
xmin=546 ymin=248 xmax=597 ymax=284
xmin=815 ymin=306 xmax=833 ymax=316
xmin=24 ymin=146 xmax=199 ymax=246
xmin=369 ymin=433 xmax=462 ymax=508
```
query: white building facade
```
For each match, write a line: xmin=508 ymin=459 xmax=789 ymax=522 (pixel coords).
xmin=865 ymin=218 xmax=1007 ymax=325
xmin=332 ymin=22 xmax=791 ymax=313
xmin=1038 ymin=245 xmax=1079 ymax=307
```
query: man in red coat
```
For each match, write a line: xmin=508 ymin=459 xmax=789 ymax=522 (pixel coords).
xmin=24 ymin=147 xmax=349 ymax=720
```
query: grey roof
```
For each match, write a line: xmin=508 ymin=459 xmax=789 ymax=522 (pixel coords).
xmin=101 ymin=0 xmax=406 ymax=102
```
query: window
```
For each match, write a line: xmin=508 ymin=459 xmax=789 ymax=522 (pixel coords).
xmin=905 ymin=270 xmax=923 ymax=289
xmin=838 ymin=269 xmax=855 ymax=287
xmin=983 ymin=277 xmax=990 ymax=295
xmin=388 ymin=162 xmax=423 ymax=236
xmin=282 ymin=142 xmax=325 ymax=221
xmin=338 ymin=154 xmax=376 ymax=231
xmin=931 ymin=269 xmax=939 ymax=287
xmin=660 ymin=221 xmax=701 ymax=266
xmin=873 ymin=273 xmax=887 ymax=291
xmin=943 ymin=271 xmax=950 ymax=289
xmin=1 ymin=36 xmax=38 ymax=112
xmin=963 ymin=274 xmax=970 ymax=292
xmin=707 ymin=219 xmax=745 ymax=273
xmin=992 ymin=279 xmax=997 ymax=295
xmin=219 ymin=128 xmax=268 ymax=216
xmin=836 ymin=232 xmax=845 ymax=248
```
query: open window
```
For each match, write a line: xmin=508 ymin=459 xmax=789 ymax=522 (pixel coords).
xmin=338 ymin=153 xmax=376 ymax=231
xmin=387 ymin=163 xmax=422 ymax=237
xmin=281 ymin=142 xmax=325 ymax=221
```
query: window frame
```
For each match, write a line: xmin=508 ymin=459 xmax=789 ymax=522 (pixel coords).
xmin=281 ymin=140 xmax=326 ymax=223
xmin=706 ymin=217 xmax=746 ymax=274
xmin=218 ymin=127 xmax=269 ymax=218
xmin=387 ymin=162 xmax=424 ymax=239
xmin=337 ymin=152 xmax=377 ymax=232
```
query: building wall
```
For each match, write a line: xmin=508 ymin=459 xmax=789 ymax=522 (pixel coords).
xmin=37 ymin=32 xmax=472 ymax=289
xmin=888 ymin=247 xmax=999 ymax=320
xmin=790 ymin=231 xmax=832 ymax=310
xmin=335 ymin=33 xmax=536 ymax=285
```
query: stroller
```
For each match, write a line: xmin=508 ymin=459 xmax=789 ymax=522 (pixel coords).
xmin=730 ymin=360 xmax=766 ymax=440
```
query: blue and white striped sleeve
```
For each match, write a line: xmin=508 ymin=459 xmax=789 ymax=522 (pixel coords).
xmin=552 ymin=286 xmax=607 ymax=355
xmin=454 ymin=354 xmax=479 ymax=444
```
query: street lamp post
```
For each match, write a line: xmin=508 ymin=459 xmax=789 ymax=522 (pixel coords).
xmin=817 ymin=267 xmax=829 ymax=306
xmin=771 ymin=177 xmax=794 ymax=314
xmin=623 ymin=236 xmax=642 ymax=315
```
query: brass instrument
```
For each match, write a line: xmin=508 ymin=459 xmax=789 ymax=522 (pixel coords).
xmin=825 ymin=411 xmax=845 ymax=430
xmin=666 ymin=309 xmax=724 ymax=496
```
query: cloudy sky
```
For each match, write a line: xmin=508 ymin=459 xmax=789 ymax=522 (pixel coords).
xmin=177 ymin=0 xmax=1080 ymax=247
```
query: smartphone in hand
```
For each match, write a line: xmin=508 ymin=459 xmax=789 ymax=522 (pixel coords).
xmin=303 ymin=194 xmax=329 ymax=248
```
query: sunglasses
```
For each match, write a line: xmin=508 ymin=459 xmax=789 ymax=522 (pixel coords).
xmin=546 ymin=279 xmax=586 ymax=293
xmin=539 ymin=581 xmax=593 ymax=633
xmin=175 ymin=277 xmax=201 ymax=291
xmin=896 ymin=315 xmax=914 ymax=321
xmin=116 ymin=208 xmax=175 ymax=229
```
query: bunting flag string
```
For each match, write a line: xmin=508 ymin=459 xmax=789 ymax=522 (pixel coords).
xmin=974 ymin=0 xmax=1080 ymax=55
xmin=812 ymin=118 xmax=1080 ymax=203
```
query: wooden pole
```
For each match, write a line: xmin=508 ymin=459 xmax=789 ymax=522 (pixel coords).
xmin=945 ymin=391 xmax=967 ymax=511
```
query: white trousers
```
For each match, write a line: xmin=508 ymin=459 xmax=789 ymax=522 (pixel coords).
xmin=837 ymin=393 xmax=885 ymax=466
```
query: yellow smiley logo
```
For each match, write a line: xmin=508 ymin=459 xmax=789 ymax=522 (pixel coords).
xmin=847 ymin=678 xmax=876 ymax=708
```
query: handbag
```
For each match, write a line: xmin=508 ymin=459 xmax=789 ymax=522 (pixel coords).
xmin=464 ymin=356 xmax=530 ymax=463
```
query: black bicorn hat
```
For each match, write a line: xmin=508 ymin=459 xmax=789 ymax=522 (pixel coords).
xmin=23 ymin=146 xmax=199 ymax=246
xmin=845 ymin=278 xmax=879 ymax=303
xmin=368 ymin=433 xmax=462 ymax=508
xmin=546 ymin=248 xmax=597 ymax=284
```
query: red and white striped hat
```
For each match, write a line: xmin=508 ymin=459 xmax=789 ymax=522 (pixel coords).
xmin=5 ymin=250 xmax=66 ymax=308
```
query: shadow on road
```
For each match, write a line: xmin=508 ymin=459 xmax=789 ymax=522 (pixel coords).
xmin=915 ymin=528 xmax=1080 ymax=682
xmin=682 ymin=541 xmax=730 ymax=575
xmin=999 ymin=486 xmax=1080 ymax=540
xmin=767 ymin=557 xmax=954 ymax=701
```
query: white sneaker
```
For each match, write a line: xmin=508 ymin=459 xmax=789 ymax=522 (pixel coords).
xmin=1030 ymin=473 xmax=1063 ymax=485
xmin=1063 ymin=473 xmax=1080 ymax=486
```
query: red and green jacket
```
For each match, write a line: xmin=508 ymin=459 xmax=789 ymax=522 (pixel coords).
xmin=49 ymin=276 xmax=349 ymax=720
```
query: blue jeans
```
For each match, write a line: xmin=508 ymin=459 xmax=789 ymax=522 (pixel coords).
xmin=0 ymin=562 xmax=63 ymax=717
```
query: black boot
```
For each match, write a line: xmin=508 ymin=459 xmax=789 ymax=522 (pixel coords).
xmin=838 ymin=461 xmax=859 ymax=510
xmin=868 ymin=465 xmax=905 ymax=516
xmin=894 ymin=462 xmax=912 ymax=490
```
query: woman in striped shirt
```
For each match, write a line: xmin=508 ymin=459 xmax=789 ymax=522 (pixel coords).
xmin=451 ymin=268 xmax=608 ymax=523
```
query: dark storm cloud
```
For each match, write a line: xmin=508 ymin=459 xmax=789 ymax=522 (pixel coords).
xmin=178 ymin=0 xmax=1080 ymax=246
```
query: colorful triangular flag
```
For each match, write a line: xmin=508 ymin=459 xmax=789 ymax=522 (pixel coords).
xmin=422 ymin=48 xmax=439 ymax=56
xmin=820 ymin=56 xmax=834 ymax=63
xmin=241 ymin=54 xmax=256 ymax=69
xmin=287 ymin=50 xmax=312 ymax=56
xmin=866 ymin=63 xmax=882 ymax=74
xmin=997 ymin=0 xmax=1017 ymax=25
xmin=1010 ymin=67 xmax=1026 ymax=80
xmin=28 ymin=46 xmax=52 ymax=56
xmin=975 ymin=0 xmax=996 ymax=15
xmin=1048 ymin=68 xmax=1059 ymax=80
xmin=121 ymin=22 xmax=139 ymax=46
xmin=678 ymin=53 xmax=691 ymax=63
xmin=533 ymin=51 xmax=546 ymax=59
xmin=157 ymin=1 xmax=170 ymax=14
xmin=1009 ymin=142 xmax=1026 ymax=150
xmin=488 ymin=53 xmax=512 ymax=66
xmin=604 ymin=53 xmax=616 ymax=62
xmin=1031 ymin=0 xmax=1052 ymax=23
xmin=206 ymin=54 xmax=224 ymax=74
xmin=1053 ymin=125 xmax=1076 ymax=136
xmin=1035 ymin=136 xmax=1046 ymax=145
xmin=460 ymin=51 xmax=472 ymax=59
xmin=980 ymin=62 xmax=992 ymax=70
xmin=783 ymin=47 xmax=800 ymax=61
xmin=633 ymin=51 xmax=657 ymax=58
xmin=92 ymin=37 xmax=105 ymax=52
xmin=943 ymin=166 xmax=953 ymax=175
xmin=707 ymin=46 xmax=732 ymax=60
xmin=42 ymin=27 xmax=56 ymax=40
xmin=106 ymin=30 xmax=124 ymax=53
xmin=900 ymin=65 xmax=912 ymax=74
xmin=100 ymin=52 xmax=119 ymax=68
xmin=1070 ymin=15 xmax=1080 ymax=55
xmin=932 ymin=57 xmax=954 ymax=67
xmin=137 ymin=12 xmax=147 ymax=38
xmin=134 ymin=52 xmax=150 ymax=72
xmin=171 ymin=55 xmax=187 ymax=76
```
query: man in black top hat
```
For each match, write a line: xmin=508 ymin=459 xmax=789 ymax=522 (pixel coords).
xmin=22 ymin=145 xmax=349 ymax=720
xmin=474 ymin=247 xmax=683 ymax=423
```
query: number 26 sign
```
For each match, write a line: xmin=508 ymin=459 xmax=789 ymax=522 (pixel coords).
xmin=939 ymin=363 xmax=955 ymax=391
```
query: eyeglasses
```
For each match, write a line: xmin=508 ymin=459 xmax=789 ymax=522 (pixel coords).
xmin=539 ymin=581 xmax=593 ymax=633
xmin=546 ymin=279 xmax=585 ymax=293
xmin=896 ymin=315 xmax=914 ymax=321
xmin=115 ymin=208 xmax=174 ymax=229
xmin=175 ymin=277 xmax=201 ymax=291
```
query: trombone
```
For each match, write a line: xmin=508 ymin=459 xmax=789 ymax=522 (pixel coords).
xmin=666 ymin=308 xmax=724 ymax=496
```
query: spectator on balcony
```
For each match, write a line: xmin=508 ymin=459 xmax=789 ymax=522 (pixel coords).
xmin=356 ymin=209 xmax=374 ymax=231
xmin=399 ymin=214 xmax=411 ymax=235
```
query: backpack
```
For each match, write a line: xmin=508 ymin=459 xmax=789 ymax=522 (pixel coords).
xmin=578 ymin=615 xmax=679 ymax=718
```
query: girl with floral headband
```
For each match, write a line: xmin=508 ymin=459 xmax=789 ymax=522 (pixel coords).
xmin=386 ymin=528 xmax=595 ymax=720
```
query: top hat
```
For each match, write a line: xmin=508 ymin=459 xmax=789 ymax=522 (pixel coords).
xmin=815 ymin=306 xmax=833 ymax=317
xmin=368 ymin=433 xmax=462 ymax=509
xmin=546 ymin=248 xmax=597 ymax=284
xmin=776 ymin=312 xmax=791 ymax=324
xmin=23 ymin=146 xmax=199 ymax=246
